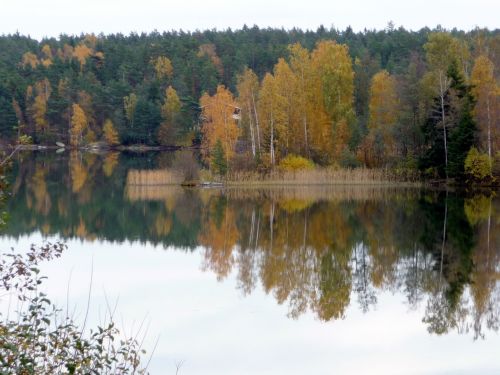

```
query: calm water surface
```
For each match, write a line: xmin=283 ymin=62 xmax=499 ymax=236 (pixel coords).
xmin=1 ymin=151 xmax=500 ymax=374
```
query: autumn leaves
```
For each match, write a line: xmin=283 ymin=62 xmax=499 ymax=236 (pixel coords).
xmin=201 ymin=41 xmax=356 ymax=170
xmin=13 ymin=30 xmax=498 ymax=178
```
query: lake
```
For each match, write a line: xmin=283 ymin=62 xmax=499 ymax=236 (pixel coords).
xmin=1 ymin=150 xmax=500 ymax=374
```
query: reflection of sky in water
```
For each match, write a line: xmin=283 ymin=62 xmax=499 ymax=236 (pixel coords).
xmin=2 ymin=152 xmax=500 ymax=374
xmin=1 ymin=233 xmax=499 ymax=375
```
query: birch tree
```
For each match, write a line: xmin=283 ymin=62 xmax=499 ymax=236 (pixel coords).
xmin=424 ymin=32 xmax=461 ymax=179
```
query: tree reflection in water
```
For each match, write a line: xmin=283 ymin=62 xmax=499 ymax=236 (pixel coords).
xmin=4 ymin=151 xmax=500 ymax=339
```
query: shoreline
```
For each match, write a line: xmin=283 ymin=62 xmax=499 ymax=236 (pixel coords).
xmin=0 ymin=143 xmax=194 ymax=152
xmin=2 ymin=145 xmax=498 ymax=190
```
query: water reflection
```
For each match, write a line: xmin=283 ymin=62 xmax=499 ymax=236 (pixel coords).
xmin=4 ymin=151 xmax=500 ymax=339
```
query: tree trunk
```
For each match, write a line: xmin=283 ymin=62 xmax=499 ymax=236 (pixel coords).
xmin=440 ymin=191 xmax=448 ymax=285
xmin=247 ymin=100 xmax=256 ymax=157
xmin=486 ymin=95 xmax=492 ymax=160
xmin=439 ymin=71 xmax=449 ymax=180
xmin=251 ymin=92 xmax=261 ymax=153
xmin=270 ymin=112 xmax=275 ymax=166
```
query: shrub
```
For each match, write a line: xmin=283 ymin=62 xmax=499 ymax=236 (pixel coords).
xmin=229 ymin=152 xmax=256 ymax=172
xmin=256 ymin=152 xmax=273 ymax=173
xmin=464 ymin=147 xmax=492 ymax=181
xmin=423 ymin=167 xmax=439 ymax=179
xmin=0 ymin=243 xmax=149 ymax=374
xmin=493 ymin=152 xmax=500 ymax=178
xmin=172 ymin=150 xmax=199 ymax=182
xmin=17 ymin=134 xmax=33 ymax=145
xmin=278 ymin=154 xmax=315 ymax=171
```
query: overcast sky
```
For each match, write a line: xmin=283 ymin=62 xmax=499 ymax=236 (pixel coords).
xmin=1 ymin=0 xmax=498 ymax=40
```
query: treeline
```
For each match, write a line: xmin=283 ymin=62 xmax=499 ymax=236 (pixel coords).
xmin=0 ymin=26 xmax=498 ymax=179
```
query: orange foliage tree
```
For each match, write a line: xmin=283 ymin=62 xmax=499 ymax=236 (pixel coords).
xmin=471 ymin=55 xmax=499 ymax=158
xmin=200 ymin=85 xmax=240 ymax=166
xmin=359 ymin=70 xmax=399 ymax=167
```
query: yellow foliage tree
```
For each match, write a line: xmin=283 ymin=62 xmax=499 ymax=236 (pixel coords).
xmin=258 ymin=73 xmax=287 ymax=166
xmin=70 ymin=104 xmax=88 ymax=147
xmin=236 ymin=67 xmax=261 ymax=157
xmin=153 ymin=56 xmax=174 ymax=80
xmin=21 ymin=52 xmax=39 ymax=69
xmin=41 ymin=44 xmax=53 ymax=67
xmin=289 ymin=43 xmax=313 ymax=157
xmin=200 ymin=85 xmax=240 ymax=165
xmin=471 ymin=55 xmax=499 ymax=158
xmin=123 ymin=93 xmax=137 ymax=126
xmin=32 ymin=95 xmax=49 ymax=133
xmin=103 ymin=119 xmax=120 ymax=145
xmin=273 ymin=58 xmax=300 ymax=156
xmin=368 ymin=70 xmax=398 ymax=131
xmin=158 ymin=86 xmax=181 ymax=145
xmin=25 ymin=78 xmax=52 ymax=135
xmin=73 ymin=43 xmax=92 ymax=66
xmin=362 ymin=70 xmax=399 ymax=166
xmin=77 ymin=90 xmax=95 ymax=127
xmin=310 ymin=40 xmax=355 ymax=162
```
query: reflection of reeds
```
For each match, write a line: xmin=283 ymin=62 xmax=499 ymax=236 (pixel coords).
xmin=227 ymin=168 xmax=420 ymax=186
xmin=125 ymin=184 xmax=184 ymax=202
xmin=125 ymin=169 xmax=185 ymax=201
xmin=125 ymin=184 xmax=419 ymax=205
xmin=126 ymin=169 xmax=183 ymax=186
xmin=224 ymin=185 xmax=421 ymax=202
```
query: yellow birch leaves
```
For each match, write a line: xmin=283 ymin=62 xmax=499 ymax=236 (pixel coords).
xmin=200 ymin=85 xmax=240 ymax=164
xmin=70 ymin=104 xmax=88 ymax=147
xmin=103 ymin=119 xmax=120 ymax=145
xmin=471 ymin=55 xmax=499 ymax=158
xmin=359 ymin=70 xmax=399 ymax=166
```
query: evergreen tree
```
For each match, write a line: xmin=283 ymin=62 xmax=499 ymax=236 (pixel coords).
xmin=419 ymin=60 xmax=477 ymax=179
xmin=419 ymin=92 xmax=450 ymax=177
xmin=0 ymin=93 xmax=17 ymax=139
xmin=447 ymin=61 xmax=477 ymax=179
xmin=211 ymin=138 xmax=228 ymax=176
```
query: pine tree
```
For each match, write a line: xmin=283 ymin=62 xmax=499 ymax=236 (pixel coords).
xmin=447 ymin=61 xmax=477 ymax=179
xmin=211 ymin=138 xmax=228 ymax=176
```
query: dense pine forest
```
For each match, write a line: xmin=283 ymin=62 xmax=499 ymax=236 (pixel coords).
xmin=0 ymin=26 xmax=498 ymax=181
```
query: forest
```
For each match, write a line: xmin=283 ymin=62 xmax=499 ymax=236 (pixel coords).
xmin=0 ymin=25 xmax=498 ymax=181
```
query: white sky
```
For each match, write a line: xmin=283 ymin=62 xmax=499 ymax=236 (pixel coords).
xmin=1 ymin=0 xmax=498 ymax=40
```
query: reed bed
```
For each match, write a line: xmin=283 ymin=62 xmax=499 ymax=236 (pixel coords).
xmin=224 ymin=184 xmax=421 ymax=203
xmin=226 ymin=167 xmax=421 ymax=187
xmin=126 ymin=169 xmax=184 ymax=186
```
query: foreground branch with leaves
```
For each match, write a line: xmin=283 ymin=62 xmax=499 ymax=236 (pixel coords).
xmin=0 ymin=243 xmax=149 ymax=374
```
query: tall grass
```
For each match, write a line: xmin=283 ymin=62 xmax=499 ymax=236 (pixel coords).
xmin=224 ymin=185 xmax=421 ymax=202
xmin=226 ymin=167 xmax=421 ymax=186
xmin=126 ymin=169 xmax=184 ymax=186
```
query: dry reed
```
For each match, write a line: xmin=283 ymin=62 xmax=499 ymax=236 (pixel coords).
xmin=223 ymin=185 xmax=421 ymax=202
xmin=226 ymin=167 xmax=421 ymax=187
xmin=126 ymin=169 xmax=184 ymax=186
